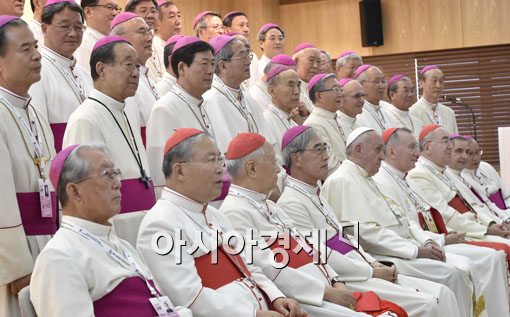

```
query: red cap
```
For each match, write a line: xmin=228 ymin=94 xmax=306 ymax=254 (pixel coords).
xmin=226 ymin=133 xmax=266 ymax=160
xmin=164 ymin=128 xmax=204 ymax=156
xmin=381 ymin=128 xmax=399 ymax=143
xmin=419 ymin=124 xmax=441 ymax=142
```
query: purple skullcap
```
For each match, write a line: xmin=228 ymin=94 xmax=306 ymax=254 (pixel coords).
xmin=308 ymin=73 xmax=328 ymax=93
xmin=293 ymin=43 xmax=315 ymax=55
xmin=258 ymin=23 xmax=281 ymax=35
xmin=271 ymin=54 xmax=296 ymax=66
xmin=224 ymin=11 xmax=243 ymax=19
xmin=419 ymin=65 xmax=439 ymax=75
xmin=450 ymin=133 xmax=466 ymax=140
xmin=336 ymin=50 xmax=356 ymax=59
xmin=92 ymin=35 xmax=129 ymax=53
xmin=49 ymin=144 xmax=80 ymax=190
xmin=267 ymin=65 xmax=292 ymax=82
xmin=157 ymin=0 xmax=172 ymax=7
xmin=464 ymin=135 xmax=474 ymax=140
xmin=172 ymin=36 xmax=202 ymax=54
xmin=110 ymin=12 xmax=139 ymax=31
xmin=0 ymin=16 xmax=19 ymax=28
xmin=165 ymin=34 xmax=183 ymax=48
xmin=193 ymin=11 xmax=214 ymax=29
xmin=354 ymin=64 xmax=372 ymax=79
xmin=338 ymin=78 xmax=353 ymax=87
xmin=282 ymin=125 xmax=311 ymax=150
xmin=388 ymin=74 xmax=407 ymax=86
xmin=209 ymin=34 xmax=235 ymax=55
xmin=44 ymin=0 xmax=76 ymax=7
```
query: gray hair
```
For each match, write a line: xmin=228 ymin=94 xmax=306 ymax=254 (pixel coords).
xmin=320 ymin=51 xmax=332 ymax=64
xmin=110 ymin=23 xmax=125 ymax=36
xmin=309 ymin=73 xmax=336 ymax=103
xmin=162 ymin=132 xmax=212 ymax=178
xmin=356 ymin=66 xmax=379 ymax=82
xmin=226 ymin=147 xmax=266 ymax=179
xmin=335 ymin=53 xmax=363 ymax=68
xmin=345 ymin=131 xmax=372 ymax=158
xmin=418 ymin=131 xmax=435 ymax=152
xmin=194 ymin=12 xmax=221 ymax=35
xmin=57 ymin=142 xmax=111 ymax=207
xmin=282 ymin=127 xmax=317 ymax=167
xmin=214 ymin=39 xmax=239 ymax=75
xmin=384 ymin=127 xmax=412 ymax=154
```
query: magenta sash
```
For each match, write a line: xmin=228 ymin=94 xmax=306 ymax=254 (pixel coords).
xmin=326 ymin=232 xmax=355 ymax=254
xmin=141 ymin=127 xmax=147 ymax=149
xmin=489 ymin=189 xmax=507 ymax=210
xmin=50 ymin=122 xmax=67 ymax=153
xmin=120 ymin=178 xmax=156 ymax=213
xmin=93 ymin=277 xmax=163 ymax=316
xmin=213 ymin=171 xmax=232 ymax=202
xmin=16 ymin=192 xmax=57 ymax=235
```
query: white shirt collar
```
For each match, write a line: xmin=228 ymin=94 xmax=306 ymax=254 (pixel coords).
xmin=312 ymin=107 xmax=336 ymax=119
xmin=173 ymin=83 xmax=202 ymax=105
xmin=420 ymin=96 xmax=439 ymax=110
xmin=419 ymin=156 xmax=445 ymax=172
xmin=364 ymin=99 xmax=381 ymax=111
xmin=85 ymin=27 xmax=105 ymax=41
xmin=387 ymin=104 xmax=410 ymax=117
xmin=230 ymin=184 xmax=269 ymax=203
xmin=0 ymin=86 xmax=31 ymax=108
xmin=62 ymin=215 xmax=113 ymax=237
xmin=161 ymin=187 xmax=207 ymax=214
xmin=286 ymin=176 xmax=318 ymax=195
xmin=213 ymin=74 xmax=241 ymax=97
xmin=162 ymin=71 xmax=176 ymax=84
xmin=337 ymin=110 xmax=356 ymax=124
xmin=382 ymin=161 xmax=406 ymax=179
xmin=344 ymin=159 xmax=369 ymax=177
xmin=42 ymin=46 xmax=76 ymax=68
xmin=89 ymin=89 xmax=125 ymax=111
xmin=446 ymin=166 xmax=462 ymax=176
xmin=270 ymin=103 xmax=292 ymax=118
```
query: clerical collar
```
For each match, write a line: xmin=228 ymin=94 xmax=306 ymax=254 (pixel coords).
xmin=313 ymin=106 xmax=336 ymax=119
xmin=270 ymin=103 xmax=291 ymax=117
xmin=446 ymin=166 xmax=462 ymax=176
xmin=382 ymin=161 xmax=406 ymax=179
xmin=89 ymin=89 xmax=125 ymax=112
xmin=388 ymin=104 xmax=410 ymax=117
xmin=161 ymin=187 xmax=208 ymax=214
xmin=420 ymin=96 xmax=439 ymax=110
xmin=229 ymin=184 xmax=269 ymax=203
xmin=139 ymin=64 xmax=149 ymax=78
xmin=213 ymin=75 xmax=241 ymax=97
xmin=62 ymin=215 xmax=113 ymax=237
xmin=173 ymin=83 xmax=202 ymax=105
xmin=337 ymin=110 xmax=356 ymax=123
xmin=364 ymin=99 xmax=381 ymax=111
xmin=463 ymin=168 xmax=476 ymax=175
xmin=0 ymin=86 xmax=31 ymax=109
xmin=85 ymin=27 xmax=105 ymax=40
xmin=344 ymin=159 xmax=370 ymax=177
xmin=286 ymin=176 xmax=317 ymax=195
xmin=42 ymin=46 xmax=76 ymax=68
xmin=419 ymin=156 xmax=445 ymax=172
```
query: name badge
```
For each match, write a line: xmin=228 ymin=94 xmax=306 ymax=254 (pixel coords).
xmin=39 ymin=178 xmax=53 ymax=218
xmin=149 ymin=296 xmax=179 ymax=317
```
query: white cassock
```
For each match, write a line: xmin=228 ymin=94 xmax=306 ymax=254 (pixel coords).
xmin=221 ymin=185 xmax=374 ymax=317
xmin=409 ymin=97 xmax=458 ymax=134
xmin=278 ymin=176 xmax=458 ymax=317
xmin=63 ymin=89 xmax=155 ymax=246
xmin=137 ymin=188 xmax=287 ymax=317
xmin=356 ymin=100 xmax=389 ymax=134
xmin=0 ymin=87 xmax=56 ymax=317
xmin=322 ymin=159 xmax=477 ymax=317
xmin=75 ymin=27 xmax=104 ymax=74
xmin=29 ymin=47 xmax=93 ymax=152
xmin=374 ymin=161 xmax=510 ymax=317
xmin=248 ymin=77 xmax=272 ymax=112
xmin=156 ymin=72 xmax=176 ymax=96
xmin=263 ymin=104 xmax=297 ymax=152
xmin=304 ymin=107 xmax=344 ymax=173
xmin=28 ymin=19 xmax=43 ymax=48
xmin=257 ymin=54 xmax=270 ymax=79
xmin=30 ymin=215 xmax=191 ymax=317
xmin=299 ymin=80 xmax=314 ymax=113
xmin=146 ymin=83 xmax=214 ymax=196
xmin=146 ymin=36 xmax=165 ymax=82
xmin=336 ymin=110 xmax=360 ymax=138
xmin=247 ymin=52 xmax=259 ymax=87
xmin=383 ymin=103 xmax=424 ymax=139
xmin=125 ymin=65 xmax=160 ymax=146
xmin=462 ymin=161 xmax=510 ymax=210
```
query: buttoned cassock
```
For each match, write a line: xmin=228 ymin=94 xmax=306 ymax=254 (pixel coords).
xmin=146 ymin=36 xmax=165 ymax=82
xmin=75 ymin=27 xmax=105 ymax=74
xmin=383 ymin=103 xmax=424 ymax=139
xmin=462 ymin=161 xmax=510 ymax=210
xmin=137 ymin=188 xmax=286 ymax=317
xmin=29 ymin=47 xmax=93 ymax=152
xmin=374 ymin=161 xmax=510 ymax=317
xmin=156 ymin=72 xmax=176 ymax=96
xmin=304 ymin=107 xmax=344 ymax=174
xmin=409 ymin=97 xmax=458 ymax=134
xmin=356 ymin=100 xmax=389 ymax=134
xmin=30 ymin=216 xmax=192 ymax=317
xmin=263 ymin=104 xmax=297 ymax=152
xmin=248 ymin=78 xmax=272 ymax=113
xmin=278 ymin=176 xmax=459 ymax=317
xmin=322 ymin=159 xmax=477 ymax=317
xmin=63 ymin=89 xmax=155 ymax=246
xmin=0 ymin=87 xmax=56 ymax=317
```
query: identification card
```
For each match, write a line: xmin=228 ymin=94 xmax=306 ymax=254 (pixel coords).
xmin=149 ymin=296 xmax=179 ymax=317
xmin=39 ymin=178 xmax=53 ymax=218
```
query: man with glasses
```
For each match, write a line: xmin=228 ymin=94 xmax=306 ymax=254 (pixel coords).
xmin=193 ymin=11 xmax=223 ymax=43
xmin=0 ymin=0 xmax=24 ymax=16
xmin=257 ymin=23 xmax=285 ymax=79
xmin=304 ymin=73 xmax=343 ymax=174
xmin=31 ymin=143 xmax=192 ymax=316
xmin=335 ymin=78 xmax=364 ymax=159
xmin=335 ymin=51 xmax=363 ymax=80
xmin=410 ymin=65 xmax=458 ymax=134
xmin=28 ymin=0 xmax=47 ymax=44
xmin=29 ymin=0 xmax=92 ymax=153
xmin=76 ymin=0 xmax=120 ymax=73
xmin=111 ymin=12 xmax=159 ymax=147
xmin=385 ymin=74 xmax=423 ymax=138
xmin=293 ymin=42 xmax=320 ymax=113
xmin=63 ymin=36 xmax=156 ymax=246
xmin=124 ymin=0 xmax=158 ymax=30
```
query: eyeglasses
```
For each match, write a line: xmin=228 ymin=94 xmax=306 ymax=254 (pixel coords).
xmin=228 ymin=50 xmax=254 ymax=61
xmin=344 ymin=93 xmax=366 ymax=99
xmin=89 ymin=4 xmax=122 ymax=12
xmin=73 ymin=168 xmax=122 ymax=184
xmin=205 ymin=24 xmax=223 ymax=31
xmin=298 ymin=143 xmax=330 ymax=155
xmin=396 ymin=88 xmax=416 ymax=95
xmin=363 ymin=79 xmax=387 ymax=86
xmin=468 ymin=150 xmax=483 ymax=157
xmin=319 ymin=86 xmax=342 ymax=94
xmin=53 ymin=23 xmax=85 ymax=34
xmin=180 ymin=154 xmax=225 ymax=167
xmin=120 ymin=28 xmax=154 ymax=38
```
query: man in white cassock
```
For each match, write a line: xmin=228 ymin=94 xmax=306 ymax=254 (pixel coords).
xmin=278 ymin=126 xmax=462 ymax=317
xmin=220 ymin=132 xmax=411 ymax=317
xmin=28 ymin=0 xmax=46 ymax=45
xmin=304 ymin=73 xmax=345 ymax=174
xmin=146 ymin=0 xmax=181 ymax=82
xmin=257 ymin=23 xmax=285 ymax=80
xmin=31 ymin=143 xmax=191 ymax=317
xmin=146 ymin=36 xmax=215 ymax=197
xmin=373 ymin=127 xmax=509 ymax=317
xmin=293 ymin=43 xmax=320 ymax=113
xmin=63 ymin=36 xmax=156 ymax=246
xmin=335 ymin=51 xmax=362 ymax=80
xmin=0 ymin=16 xmax=56 ymax=317
xmin=124 ymin=0 xmax=158 ymax=30
xmin=155 ymin=34 xmax=180 ymax=96
xmin=354 ymin=65 xmax=389 ymax=134
xmin=111 ymin=12 xmax=159 ymax=147
xmin=463 ymin=137 xmax=510 ymax=210
xmin=409 ymin=65 xmax=458 ymax=134
xmin=137 ymin=128 xmax=307 ymax=317
xmin=29 ymin=0 xmax=92 ymax=153
xmin=322 ymin=127 xmax=479 ymax=317
xmin=75 ymin=0 xmax=119 ymax=73
xmin=384 ymin=75 xmax=423 ymax=138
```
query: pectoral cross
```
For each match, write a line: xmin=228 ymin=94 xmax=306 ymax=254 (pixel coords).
xmin=139 ymin=169 xmax=151 ymax=189
xmin=34 ymin=156 xmax=49 ymax=176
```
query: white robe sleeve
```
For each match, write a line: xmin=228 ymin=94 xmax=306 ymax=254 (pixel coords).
xmin=357 ymin=222 xmax=418 ymax=259
xmin=63 ymin=117 xmax=106 ymax=147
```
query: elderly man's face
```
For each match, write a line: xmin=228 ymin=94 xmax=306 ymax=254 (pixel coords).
xmin=260 ymin=28 xmax=284 ymax=58
xmin=337 ymin=58 xmax=361 ymax=79
xmin=358 ymin=132 xmax=385 ymax=176
xmin=316 ymin=77 xmax=342 ymax=111
xmin=0 ymin=0 xmax=24 ymax=17
xmin=220 ymin=40 xmax=251 ymax=85
xmin=296 ymin=134 xmax=329 ymax=181
xmin=390 ymin=78 xmax=416 ymax=111
xmin=158 ymin=3 xmax=181 ymax=35
xmin=42 ymin=7 xmax=84 ymax=59
xmin=84 ymin=0 xmax=119 ymax=35
xmin=340 ymin=81 xmax=365 ymax=117
xmin=132 ymin=0 xmax=158 ymax=29
xmin=296 ymin=48 xmax=320 ymax=82
xmin=420 ymin=68 xmax=444 ymax=101
xmin=319 ymin=52 xmax=333 ymax=73
xmin=466 ymin=139 xmax=482 ymax=169
xmin=424 ymin=128 xmax=452 ymax=167
xmin=449 ymin=139 xmax=469 ymax=171
xmin=118 ymin=18 xmax=153 ymax=64
xmin=253 ymin=142 xmax=279 ymax=194
xmin=228 ymin=15 xmax=249 ymax=38
xmin=102 ymin=43 xmax=140 ymax=100
xmin=199 ymin=15 xmax=223 ymax=42
xmin=360 ymin=67 xmax=386 ymax=104
xmin=269 ymin=69 xmax=301 ymax=112
xmin=387 ymin=131 xmax=419 ymax=172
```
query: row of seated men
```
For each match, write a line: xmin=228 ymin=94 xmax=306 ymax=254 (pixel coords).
xmin=2 ymin=1 xmax=510 ymax=316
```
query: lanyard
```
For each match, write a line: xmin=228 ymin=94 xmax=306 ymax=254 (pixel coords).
xmin=269 ymin=104 xmax=294 ymax=130
xmin=386 ymin=108 xmax=415 ymax=134
xmin=363 ymin=103 xmax=386 ymax=130
xmin=169 ymin=85 xmax=214 ymax=137
xmin=141 ymin=71 xmax=160 ymax=100
xmin=420 ymin=160 xmax=457 ymax=191
xmin=42 ymin=50 xmax=86 ymax=104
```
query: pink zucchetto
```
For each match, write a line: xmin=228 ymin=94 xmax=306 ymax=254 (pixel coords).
xmin=308 ymin=73 xmax=328 ymax=93
xmin=44 ymin=0 xmax=76 ymax=7
xmin=171 ymin=36 xmax=203 ymax=54
xmin=110 ymin=12 xmax=139 ymax=31
xmin=266 ymin=65 xmax=292 ymax=82
xmin=281 ymin=125 xmax=311 ymax=150
xmin=354 ymin=64 xmax=372 ymax=79
xmin=193 ymin=11 xmax=214 ymax=29
xmin=419 ymin=65 xmax=439 ymax=75
xmin=293 ymin=43 xmax=315 ymax=55
xmin=165 ymin=35 xmax=183 ymax=48
xmin=92 ymin=35 xmax=129 ymax=53
xmin=336 ymin=50 xmax=356 ymax=59
xmin=258 ymin=23 xmax=282 ymax=35
xmin=338 ymin=78 xmax=353 ymax=87
xmin=271 ymin=54 xmax=296 ymax=66
xmin=388 ymin=74 xmax=407 ymax=86
xmin=0 ymin=16 xmax=19 ymax=28
xmin=209 ymin=35 xmax=235 ymax=55
xmin=49 ymin=144 xmax=80 ymax=190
